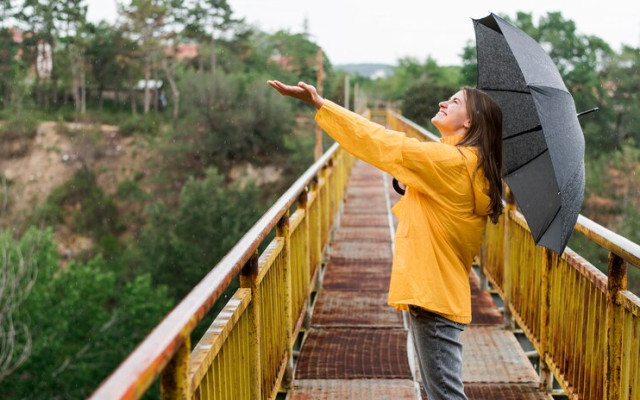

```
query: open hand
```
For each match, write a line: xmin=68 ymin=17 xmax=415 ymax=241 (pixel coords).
xmin=267 ymin=80 xmax=325 ymax=110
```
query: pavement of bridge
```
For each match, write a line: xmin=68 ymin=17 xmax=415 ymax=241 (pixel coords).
xmin=288 ymin=160 xmax=552 ymax=400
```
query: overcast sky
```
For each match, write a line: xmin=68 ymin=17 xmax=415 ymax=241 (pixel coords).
xmin=87 ymin=0 xmax=640 ymax=66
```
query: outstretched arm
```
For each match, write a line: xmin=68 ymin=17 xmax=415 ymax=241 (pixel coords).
xmin=266 ymin=80 xmax=464 ymax=200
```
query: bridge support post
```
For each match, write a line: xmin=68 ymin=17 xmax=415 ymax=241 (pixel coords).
xmin=160 ymin=336 xmax=191 ymax=400
xmin=478 ymin=236 xmax=489 ymax=291
xmin=277 ymin=212 xmax=295 ymax=391
xmin=539 ymin=247 xmax=554 ymax=393
xmin=604 ymin=252 xmax=627 ymax=400
xmin=502 ymin=187 xmax=516 ymax=331
xmin=298 ymin=189 xmax=313 ymax=332
xmin=240 ymin=251 xmax=262 ymax=400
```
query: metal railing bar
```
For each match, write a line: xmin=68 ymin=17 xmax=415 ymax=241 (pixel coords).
xmin=90 ymin=142 xmax=341 ymax=400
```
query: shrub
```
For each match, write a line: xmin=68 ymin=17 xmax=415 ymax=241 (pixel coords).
xmin=35 ymin=169 xmax=122 ymax=239
xmin=118 ymin=114 xmax=162 ymax=137
xmin=0 ymin=115 xmax=38 ymax=158
xmin=179 ymin=70 xmax=294 ymax=165
xmin=137 ymin=167 xmax=264 ymax=299
xmin=116 ymin=179 xmax=149 ymax=201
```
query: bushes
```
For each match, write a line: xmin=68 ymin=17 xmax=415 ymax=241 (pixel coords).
xmin=118 ymin=114 xmax=163 ymax=137
xmin=179 ymin=70 xmax=294 ymax=165
xmin=35 ymin=168 xmax=122 ymax=239
xmin=117 ymin=179 xmax=149 ymax=201
xmin=0 ymin=227 xmax=173 ymax=398
xmin=137 ymin=167 xmax=264 ymax=299
xmin=0 ymin=114 xmax=38 ymax=158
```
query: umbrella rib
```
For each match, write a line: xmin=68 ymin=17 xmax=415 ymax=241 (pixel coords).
xmin=481 ymin=88 xmax=530 ymax=95
xmin=505 ymin=147 xmax=549 ymax=176
xmin=505 ymin=125 xmax=542 ymax=140
xmin=535 ymin=202 xmax=562 ymax=243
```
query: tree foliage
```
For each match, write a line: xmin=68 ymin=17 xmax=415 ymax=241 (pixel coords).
xmin=179 ymin=70 xmax=294 ymax=165
xmin=0 ymin=228 xmax=173 ymax=398
xmin=136 ymin=167 xmax=263 ymax=299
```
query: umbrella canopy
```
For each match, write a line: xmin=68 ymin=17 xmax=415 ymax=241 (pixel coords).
xmin=473 ymin=13 xmax=585 ymax=254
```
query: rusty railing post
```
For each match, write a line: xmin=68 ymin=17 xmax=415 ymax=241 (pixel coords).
xmin=160 ymin=336 xmax=191 ymax=400
xmin=479 ymin=231 xmax=489 ymax=291
xmin=539 ymin=247 xmax=554 ymax=392
xmin=240 ymin=251 xmax=261 ymax=400
xmin=605 ymin=252 xmax=627 ymax=400
xmin=502 ymin=186 xmax=516 ymax=330
xmin=277 ymin=211 xmax=294 ymax=390
xmin=310 ymin=176 xmax=323 ymax=293
xmin=298 ymin=188 xmax=313 ymax=331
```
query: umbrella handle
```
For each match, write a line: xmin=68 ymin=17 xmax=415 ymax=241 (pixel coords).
xmin=392 ymin=178 xmax=406 ymax=196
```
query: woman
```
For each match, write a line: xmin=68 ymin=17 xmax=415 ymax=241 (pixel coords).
xmin=267 ymin=80 xmax=503 ymax=400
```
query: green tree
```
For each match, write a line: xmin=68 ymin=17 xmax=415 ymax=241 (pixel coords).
xmin=179 ymin=70 xmax=294 ymax=165
xmin=268 ymin=30 xmax=332 ymax=92
xmin=120 ymin=0 xmax=171 ymax=114
xmin=55 ymin=0 xmax=89 ymax=120
xmin=85 ymin=21 xmax=134 ymax=109
xmin=0 ymin=228 xmax=173 ymax=398
xmin=0 ymin=27 xmax=23 ymax=106
xmin=601 ymin=45 xmax=640 ymax=147
xmin=391 ymin=56 xmax=463 ymax=129
xmin=0 ymin=228 xmax=49 ymax=383
xmin=181 ymin=0 xmax=238 ymax=73
xmin=137 ymin=167 xmax=263 ymax=299
xmin=402 ymin=80 xmax=458 ymax=132
xmin=36 ymin=168 xmax=122 ymax=239
xmin=16 ymin=0 xmax=57 ymax=107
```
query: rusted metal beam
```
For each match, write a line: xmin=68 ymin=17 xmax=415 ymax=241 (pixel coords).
xmin=160 ymin=336 xmax=190 ymax=400
xmin=605 ymin=252 xmax=627 ymax=400
xmin=503 ymin=187 xmax=516 ymax=331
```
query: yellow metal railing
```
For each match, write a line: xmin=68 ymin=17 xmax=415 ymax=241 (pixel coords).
xmin=387 ymin=109 xmax=640 ymax=400
xmin=92 ymin=105 xmax=638 ymax=400
xmin=483 ymin=193 xmax=640 ymax=400
xmin=90 ymin=118 xmax=357 ymax=399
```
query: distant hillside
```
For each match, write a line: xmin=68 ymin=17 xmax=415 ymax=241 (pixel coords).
xmin=335 ymin=63 xmax=396 ymax=80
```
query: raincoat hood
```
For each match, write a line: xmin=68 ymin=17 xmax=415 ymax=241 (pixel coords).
xmin=440 ymin=133 xmax=492 ymax=217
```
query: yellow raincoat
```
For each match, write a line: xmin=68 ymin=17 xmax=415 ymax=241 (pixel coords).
xmin=315 ymin=100 xmax=492 ymax=324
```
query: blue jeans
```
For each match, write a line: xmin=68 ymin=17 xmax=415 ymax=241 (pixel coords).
xmin=408 ymin=305 xmax=468 ymax=400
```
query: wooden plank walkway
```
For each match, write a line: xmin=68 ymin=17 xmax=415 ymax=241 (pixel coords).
xmin=288 ymin=160 xmax=553 ymax=400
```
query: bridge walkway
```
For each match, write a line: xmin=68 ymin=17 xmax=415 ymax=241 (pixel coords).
xmin=288 ymin=159 xmax=553 ymax=400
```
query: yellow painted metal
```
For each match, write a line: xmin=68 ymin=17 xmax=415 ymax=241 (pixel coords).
xmin=161 ymin=335 xmax=192 ymax=400
xmin=189 ymin=289 xmax=252 ymax=400
xmin=320 ymin=166 xmax=331 ymax=252
xmin=308 ymin=179 xmax=322 ymax=282
xmin=606 ymin=253 xmax=627 ymax=400
xmin=481 ymin=195 xmax=639 ymax=400
xmin=538 ymin=247 xmax=553 ymax=392
xmin=289 ymin=208 xmax=309 ymax=336
xmin=240 ymin=252 xmax=261 ymax=400
xmin=257 ymin=237 xmax=288 ymax=399
xmin=502 ymin=188 xmax=517 ymax=331
xmin=276 ymin=212 xmax=294 ymax=391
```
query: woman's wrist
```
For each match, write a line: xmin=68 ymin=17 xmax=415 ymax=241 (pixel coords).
xmin=314 ymin=97 xmax=325 ymax=110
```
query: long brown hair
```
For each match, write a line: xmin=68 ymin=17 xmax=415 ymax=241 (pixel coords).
xmin=457 ymin=87 xmax=504 ymax=224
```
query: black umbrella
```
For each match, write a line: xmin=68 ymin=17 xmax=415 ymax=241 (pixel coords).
xmin=473 ymin=13 xmax=587 ymax=255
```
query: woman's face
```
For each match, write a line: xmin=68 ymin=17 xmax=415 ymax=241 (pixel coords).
xmin=431 ymin=90 xmax=471 ymax=137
